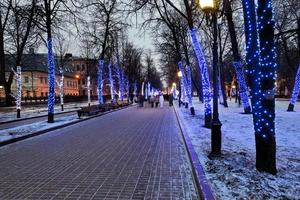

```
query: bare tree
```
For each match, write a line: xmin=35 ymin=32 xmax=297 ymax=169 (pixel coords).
xmin=0 ymin=0 xmax=37 ymax=106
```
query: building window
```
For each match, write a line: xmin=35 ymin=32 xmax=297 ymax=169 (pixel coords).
xmin=82 ymin=64 xmax=85 ymax=71
xmin=24 ymin=76 xmax=29 ymax=83
xmin=45 ymin=77 xmax=48 ymax=84
xmin=40 ymin=77 xmax=43 ymax=84
xmin=77 ymin=65 xmax=80 ymax=71
xmin=82 ymin=79 xmax=85 ymax=85
xmin=41 ymin=92 xmax=44 ymax=96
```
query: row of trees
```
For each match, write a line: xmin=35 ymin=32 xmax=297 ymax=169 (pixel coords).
xmin=0 ymin=0 xmax=162 ymax=108
xmin=127 ymin=0 xmax=298 ymax=175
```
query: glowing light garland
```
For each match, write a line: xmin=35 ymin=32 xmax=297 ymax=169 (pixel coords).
xmin=98 ymin=60 xmax=104 ymax=104
xmin=288 ymin=64 xmax=300 ymax=108
xmin=87 ymin=76 xmax=91 ymax=105
xmin=233 ymin=61 xmax=251 ymax=112
xmin=189 ymin=28 xmax=212 ymax=120
xmin=145 ymin=82 xmax=148 ymax=100
xmin=120 ymin=69 xmax=124 ymax=101
xmin=141 ymin=82 xmax=144 ymax=96
xmin=12 ymin=66 xmax=22 ymax=113
xmin=55 ymin=67 xmax=64 ymax=111
xmin=187 ymin=66 xmax=193 ymax=107
xmin=178 ymin=61 xmax=190 ymax=105
xmin=108 ymin=62 xmax=115 ymax=102
xmin=47 ymin=39 xmax=55 ymax=115
xmin=243 ymin=0 xmax=277 ymax=139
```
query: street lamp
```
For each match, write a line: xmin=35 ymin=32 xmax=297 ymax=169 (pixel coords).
xmin=177 ymin=71 xmax=183 ymax=107
xmin=199 ymin=0 xmax=222 ymax=157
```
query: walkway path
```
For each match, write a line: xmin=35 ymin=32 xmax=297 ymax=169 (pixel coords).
xmin=0 ymin=104 xmax=198 ymax=199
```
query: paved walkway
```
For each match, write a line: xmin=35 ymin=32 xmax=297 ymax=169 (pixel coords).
xmin=0 ymin=104 xmax=198 ymax=199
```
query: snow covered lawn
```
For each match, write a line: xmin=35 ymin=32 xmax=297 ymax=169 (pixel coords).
xmin=0 ymin=115 xmax=80 ymax=143
xmin=176 ymin=98 xmax=300 ymax=199
xmin=0 ymin=100 xmax=98 ymax=123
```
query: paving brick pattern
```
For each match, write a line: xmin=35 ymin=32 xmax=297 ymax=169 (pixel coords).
xmin=0 ymin=105 xmax=198 ymax=199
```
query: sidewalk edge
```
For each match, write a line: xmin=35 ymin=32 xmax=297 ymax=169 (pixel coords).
xmin=173 ymin=106 xmax=216 ymax=200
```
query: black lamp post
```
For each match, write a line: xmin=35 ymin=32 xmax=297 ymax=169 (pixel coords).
xmin=198 ymin=0 xmax=222 ymax=156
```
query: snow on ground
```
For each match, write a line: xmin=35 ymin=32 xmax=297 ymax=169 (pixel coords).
xmin=0 ymin=115 xmax=80 ymax=143
xmin=176 ymin=98 xmax=300 ymax=200
xmin=0 ymin=101 xmax=98 ymax=122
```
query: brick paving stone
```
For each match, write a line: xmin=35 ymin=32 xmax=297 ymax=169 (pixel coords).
xmin=0 ymin=105 xmax=198 ymax=199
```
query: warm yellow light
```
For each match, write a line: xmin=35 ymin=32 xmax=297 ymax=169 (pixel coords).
xmin=172 ymin=82 xmax=176 ymax=87
xmin=177 ymin=71 xmax=182 ymax=78
xmin=198 ymin=0 xmax=216 ymax=12
xmin=232 ymin=85 xmax=236 ymax=89
xmin=75 ymin=75 xmax=80 ymax=79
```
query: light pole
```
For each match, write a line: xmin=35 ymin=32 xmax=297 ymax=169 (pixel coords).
xmin=199 ymin=0 xmax=222 ymax=156
xmin=177 ymin=71 xmax=183 ymax=107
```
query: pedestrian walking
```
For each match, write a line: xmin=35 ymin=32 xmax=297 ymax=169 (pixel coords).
xmin=159 ymin=92 xmax=164 ymax=108
xmin=169 ymin=94 xmax=173 ymax=106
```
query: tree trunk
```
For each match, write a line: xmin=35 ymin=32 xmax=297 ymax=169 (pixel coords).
xmin=255 ymin=0 xmax=277 ymax=174
xmin=224 ymin=0 xmax=251 ymax=113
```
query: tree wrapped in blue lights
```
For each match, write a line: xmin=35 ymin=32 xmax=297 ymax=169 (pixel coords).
xmin=141 ymin=82 xmax=144 ymax=96
xmin=87 ymin=76 xmax=91 ymax=106
xmin=12 ymin=66 xmax=22 ymax=118
xmin=187 ymin=66 xmax=195 ymax=115
xmin=120 ymin=69 xmax=125 ymax=101
xmin=108 ymin=62 xmax=115 ymax=102
xmin=47 ymin=38 xmax=56 ymax=123
xmin=242 ymin=0 xmax=277 ymax=174
xmin=98 ymin=60 xmax=104 ymax=104
xmin=189 ymin=28 xmax=212 ymax=127
xmin=178 ymin=61 xmax=189 ymax=108
xmin=233 ymin=61 xmax=251 ymax=113
xmin=55 ymin=68 xmax=64 ymax=111
xmin=287 ymin=64 xmax=300 ymax=111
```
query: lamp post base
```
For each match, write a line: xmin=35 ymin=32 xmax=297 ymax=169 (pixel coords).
xmin=210 ymin=119 xmax=222 ymax=156
xmin=287 ymin=103 xmax=294 ymax=112
xmin=48 ymin=113 xmax=54 ymax=123
xmin=244 ymin=106 xmax=252 ymax=114
xmin=61 ymin=104 xmax=64 ymax=111
xmin=17 ymin=109 xmax=21 ymax=118
xmin=204 ymin=114 xmax=212 ymax=128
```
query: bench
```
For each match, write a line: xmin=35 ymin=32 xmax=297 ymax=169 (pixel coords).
xmin=77 ymin=105 xmax=106 ymax=118
xmin=77 ymin=102 xmax=130 ymax=118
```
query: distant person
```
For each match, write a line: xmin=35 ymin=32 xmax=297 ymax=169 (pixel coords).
xmin=169 ymin=94 xmax=173 ymax=106
xmin=159 ymin=92 xmax=164 ymax=108
xmin=155 ymin=95 xmax=159 ymax=107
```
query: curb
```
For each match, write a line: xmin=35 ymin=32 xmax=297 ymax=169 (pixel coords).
xmin=173 ymin=106 xmax=216 ymax=200
xmin=0 ymin=109 xmax=79 ymax=125
xmin=0 ymin=105 xmax=134 ymax=147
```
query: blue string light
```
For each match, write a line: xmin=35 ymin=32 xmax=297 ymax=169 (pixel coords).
xmin=243 ymin=0 xmax=277 ymax=139
xmin=189 ymin=28 xmax=212 ymax=122
xmin=289 ymin=64 xmax=300 ymax=106
xmin=233 ymin=61 xmax=251 ymax=112
xmin=47 ymin=38 xmax=55 ymax=115
xmin=120 ymin=69 xmax=124 ymax=101
xmin=98 ymin=60 xmax=104 ymax=104
xmin=178 ymin=61 xmax=190 ymax=105
xmin=187 ymin=66 xmax=193 ymax=107
xmin=108 ymin=62 xmax=115 ymax=102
